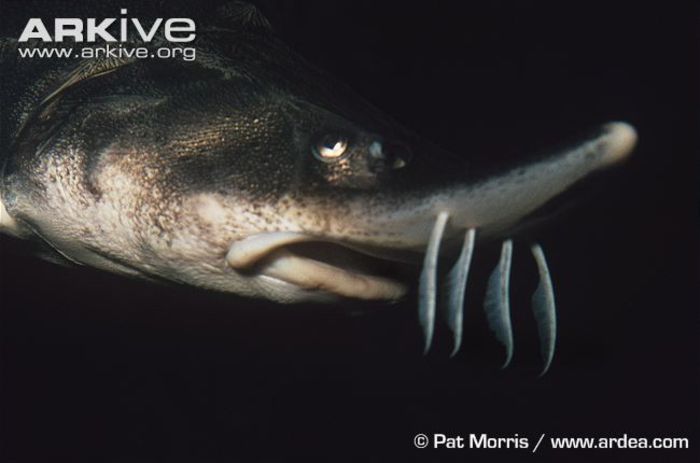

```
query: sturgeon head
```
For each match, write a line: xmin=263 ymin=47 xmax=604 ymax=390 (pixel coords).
xmin=0 ymin=3 xmax=636 ymax=373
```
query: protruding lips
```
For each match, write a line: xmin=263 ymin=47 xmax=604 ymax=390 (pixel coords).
xmin=226 ymin=232 xmax=411 ymax=300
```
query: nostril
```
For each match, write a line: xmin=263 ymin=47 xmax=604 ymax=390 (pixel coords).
xmin=367 ymin=141 xmax=388 ymax=174
xmin=369 ymin=141 xmax=385 ymax=160
xmin=392 ymin=157 xmax=407 ymax=169
xmin=385 ymin=141 xmax=412 ymax=170
xmin=368 ymin=140 xmax=412 ymax=172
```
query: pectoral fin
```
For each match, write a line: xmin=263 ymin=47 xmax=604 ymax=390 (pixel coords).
xmin=0 ymin=197 xmax=25 ymax=238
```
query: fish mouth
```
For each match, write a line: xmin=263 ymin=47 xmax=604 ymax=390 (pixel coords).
xmin=226 ymin=233 xmax=414 ymax=301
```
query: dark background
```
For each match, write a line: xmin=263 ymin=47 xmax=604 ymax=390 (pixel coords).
xmin=1 ymin=1 xmax=698 ymax=461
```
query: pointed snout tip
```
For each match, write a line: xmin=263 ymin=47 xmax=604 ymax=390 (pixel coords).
xmin=601 ymin=121 xmax=638 ymax=165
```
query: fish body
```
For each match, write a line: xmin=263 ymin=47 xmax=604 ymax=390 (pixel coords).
xmin=0 ymin=3 xmax=636 ymax=370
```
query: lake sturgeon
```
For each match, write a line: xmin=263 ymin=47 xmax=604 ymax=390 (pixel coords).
xmin=0 ymin=2 xmax=637 ymax=374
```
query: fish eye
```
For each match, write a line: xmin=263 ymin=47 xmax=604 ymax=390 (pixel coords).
xmin=312 ymin=134 xmax=350 ymax=162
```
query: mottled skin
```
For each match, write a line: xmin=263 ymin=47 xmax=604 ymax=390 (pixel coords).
xmin=0 ymin=3 xmax=635 ymax=304
xmin=0 ymin=6 xmax=459 ymax=300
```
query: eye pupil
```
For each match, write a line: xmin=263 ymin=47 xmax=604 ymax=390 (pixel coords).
xmin=313 ymin=134 xmax=349 ymax=161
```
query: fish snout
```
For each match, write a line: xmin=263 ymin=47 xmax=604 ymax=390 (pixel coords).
xmin=595 ymin=122 xmax=637 ymax=167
